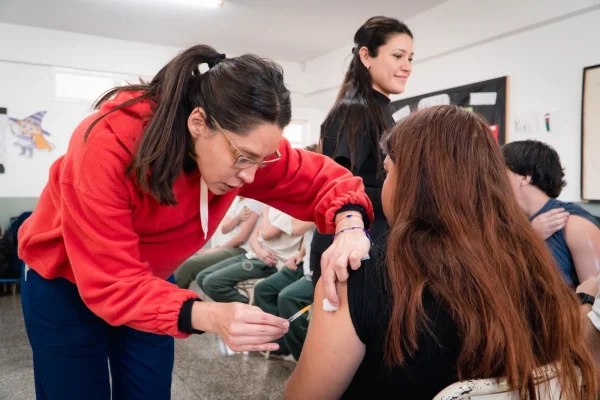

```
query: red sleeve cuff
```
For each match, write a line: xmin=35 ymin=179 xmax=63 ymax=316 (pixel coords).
xmin=317 ymin=191 xmax=375 ymax=234
xmin=155 ymin=289 xmax=200 ymax=338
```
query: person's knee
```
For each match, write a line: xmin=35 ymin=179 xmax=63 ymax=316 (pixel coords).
xmin=254 ymin=280 xmax=268 ymax=300
xmin=195 ymin=271 xmax=210 ymax=290
xmin=201 ymin=275 xmax=220 ymax=297
xmin=278 ymin=290 xmax=295 ymax=314
xmin=279 ymin=288 xmax=293 ymax=304
xmin=174 ymin=270 xmax=191 ymax=289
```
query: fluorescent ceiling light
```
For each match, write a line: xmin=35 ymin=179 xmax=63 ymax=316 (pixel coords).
xmin=167 ymin=0 xmax=223 ymax=7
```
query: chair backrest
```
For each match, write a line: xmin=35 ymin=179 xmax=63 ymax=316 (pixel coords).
xmin=433 ymin=364 xmax=570 ymax=400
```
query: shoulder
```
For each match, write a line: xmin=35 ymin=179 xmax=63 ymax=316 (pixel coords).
xmin=565 ymin=214 xmax=600 ymax=245
xmin=60 ymin=112 xmax=136 ymax=203
xmin=347 ymin=249 xmax=389 ymax=344
xmin=562 ymin=203 xmax=600 ymax=225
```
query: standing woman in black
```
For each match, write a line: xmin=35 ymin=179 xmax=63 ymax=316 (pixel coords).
xmin=311 ymin=16 xmax=414 ymax=287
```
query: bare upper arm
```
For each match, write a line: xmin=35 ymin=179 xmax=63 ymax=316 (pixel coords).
xmin=565 ymin=215 xmax=600 ymax=282
xmin=291 ymin=220 xmax=315 ymax=236
xmin=220 ymin=216 xmax=235 ymax=234
xmin=235 ymin=213 xmax=259 ymax=240
xmin=284 ymin=280 xmax=365 ymax=400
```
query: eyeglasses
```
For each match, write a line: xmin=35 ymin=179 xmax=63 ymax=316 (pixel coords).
xmin=210 ymin=116 xmax=281 ymax=169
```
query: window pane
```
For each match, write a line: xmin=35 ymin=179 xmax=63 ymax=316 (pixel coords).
xmin=283 ymin=123 xmax=304 ymax=143
xmin=55 ymin=72 xmax=116 ymax=101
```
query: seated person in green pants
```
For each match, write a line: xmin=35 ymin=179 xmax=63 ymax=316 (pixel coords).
xmin=174 ymin=197 xmax=263 ymax=288
xmin=253 ymin=227 xmax=315 ymax=361
xmin=197 ymin=206 xmax=314 ymax=303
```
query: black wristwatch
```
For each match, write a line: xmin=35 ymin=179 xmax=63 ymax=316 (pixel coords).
xmin=577 ymin=292 xmax=595 ymax=306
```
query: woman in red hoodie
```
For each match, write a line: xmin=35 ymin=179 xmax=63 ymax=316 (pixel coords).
xmin=18 ymin=45 xmax=372 ymax=400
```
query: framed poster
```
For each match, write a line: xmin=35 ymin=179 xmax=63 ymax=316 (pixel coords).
xmin=581 ymin=64 xmax=600 ymax=201
xmin=389 ymin=77 xmax=508 ymax=144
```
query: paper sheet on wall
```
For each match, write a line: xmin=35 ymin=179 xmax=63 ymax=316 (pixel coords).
xmin=513 ymin=111 xmax=544 ymax=137
xmin=469 ymin=92 xmax=497 ymax=106
xmin=0 ymin=108 xmax=7 ymax=174
xmin=513 ymin=110 xmax=559 ymax=139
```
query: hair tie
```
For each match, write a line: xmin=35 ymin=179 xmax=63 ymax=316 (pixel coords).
xmin=208 ymin=53 xmax=226 ymax=68
xmin=195 ymin=53 xmax=227 ymax=76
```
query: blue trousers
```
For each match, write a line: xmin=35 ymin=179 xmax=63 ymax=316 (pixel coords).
xmin=21 ymin=268 xmax=175 ymax=400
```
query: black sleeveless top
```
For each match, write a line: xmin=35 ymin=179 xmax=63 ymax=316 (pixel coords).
xmin=342 ymin=251 xmax=461 ymax=399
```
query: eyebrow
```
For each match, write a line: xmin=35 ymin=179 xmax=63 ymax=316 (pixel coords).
xmin=237 ymin=146 xmax=263 ymax=160
xmin=392 ymin=48 xmax=415 ymax=56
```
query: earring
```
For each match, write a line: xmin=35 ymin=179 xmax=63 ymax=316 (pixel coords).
xmin=366 ymin=65 xmax=370 ymax=70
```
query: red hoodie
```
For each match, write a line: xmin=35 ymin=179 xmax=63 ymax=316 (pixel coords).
xmin=18 ymin=91 xmax=373 ymax=338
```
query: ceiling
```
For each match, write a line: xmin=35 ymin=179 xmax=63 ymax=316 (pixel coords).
xmin=0 ymin=0 xmax=445 ymax=62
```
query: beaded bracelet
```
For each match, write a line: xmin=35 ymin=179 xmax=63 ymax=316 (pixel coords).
xmin=335 ymin=213 xmax=362 ymax=225
xmin=333 ymin=226 xmax=372 ymax=243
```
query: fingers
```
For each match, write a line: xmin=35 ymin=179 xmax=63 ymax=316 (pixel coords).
xmin=334 ymin=259 xmax=350 ymax=284
xmin=230 ymin=322 xmax=287 ymax=337
xmin=545 ymin=208 xmax=565 ymax=217
xmin=228 ymin=342 xmax=280 ymax=353
xmin=285 ymin=260 xmax=297 ymax=270
xmin=322 ymin=266 xmax=340 ymax=308
xmin=348 ymin=250 xmax=362 ymax=270
xmin=320 ymin=246 xmax=332 ymax=274
xmin=226 ymin=332 xmax=285 ymax=348
xmin=552 ymin=212 xmax=569 ymax=224
xmin=242 ymin=305 xmax=290 ymax=329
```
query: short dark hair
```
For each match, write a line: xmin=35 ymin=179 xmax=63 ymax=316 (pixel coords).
xmin=501 ymin=140 xmax=566 ymax=198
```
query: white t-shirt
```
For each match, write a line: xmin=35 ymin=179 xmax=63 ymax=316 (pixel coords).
xmin=215 ymin=198 xmax=263 ymax=252
xmin=302 ymin=228 xmax=315 ymax=276
xmin=247 ymin=208 xmax=304 ymax=270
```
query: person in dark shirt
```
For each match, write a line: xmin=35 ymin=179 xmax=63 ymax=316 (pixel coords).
xmin=285 ymin=106 xmax=597 ymax=400
xmin=311 ymin=16 xmax=414 ymax=288
xmin=503 ymin=140 xmax=600 ymax=288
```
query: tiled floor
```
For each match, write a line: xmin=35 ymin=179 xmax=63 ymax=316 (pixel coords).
xmin=0 ymin=290 xmax=295 ymax=400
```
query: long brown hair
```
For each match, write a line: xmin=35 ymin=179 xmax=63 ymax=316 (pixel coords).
xmin=321 ymin=16 xmax=412 ymax=171
xmin=86 ymin=45 xmax=291 ymax=205
xmin=381 ymin=105 xmax=597 ymax=398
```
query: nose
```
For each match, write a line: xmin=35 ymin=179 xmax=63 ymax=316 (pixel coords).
xmin=237 ymin=165 xmax=259 ymax=185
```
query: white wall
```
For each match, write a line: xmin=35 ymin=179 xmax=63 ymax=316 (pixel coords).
xmin=0 ymin=23 xmax=308 ymax=91
xmin=0 ymin=61 xmax=96 ymax=197
xmin=291 ymin=106 xmax=327 ymax=146
xmin=399 ymin=8 xmax=600 ymax=202
xmin=300 ymin=1 xmax=600 ymax=202
xmin=0 ymin=23 xmax=317 ymax=201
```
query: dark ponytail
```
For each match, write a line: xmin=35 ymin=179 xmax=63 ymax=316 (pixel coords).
xmin=323 ymin=16 xmax=412 ymax=171
xmin=86 ymin=45 xmax=291 ymax=205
